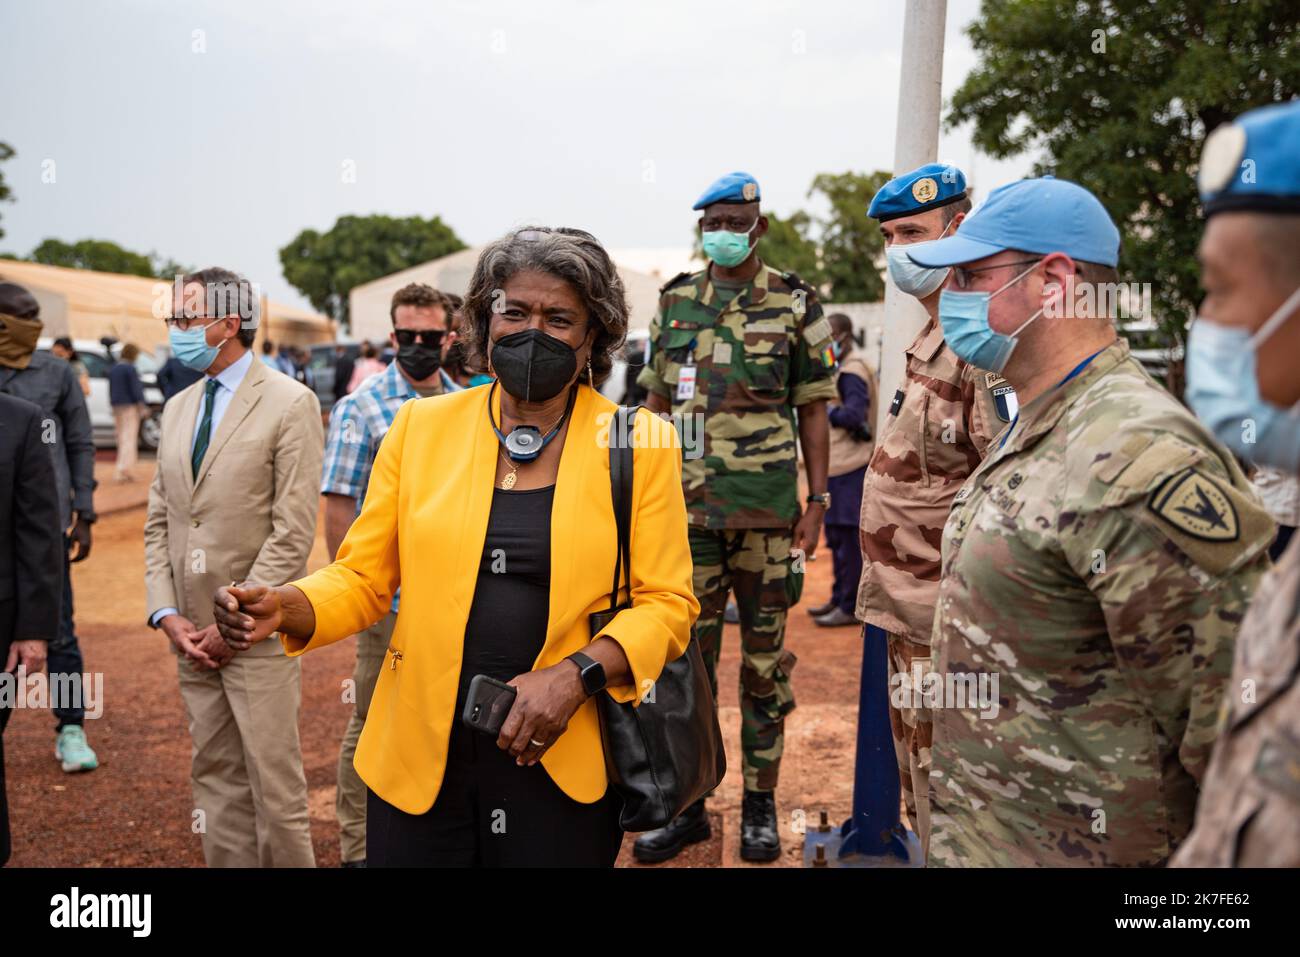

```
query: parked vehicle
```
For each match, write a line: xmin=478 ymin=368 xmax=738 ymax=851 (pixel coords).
xmin=36 ymin=337 xmax=165 ymax=451
xmin=308 ymin=341 xmax=361 ymax=411
xmin=1119 ymin=320 xmax=1183 ymax=388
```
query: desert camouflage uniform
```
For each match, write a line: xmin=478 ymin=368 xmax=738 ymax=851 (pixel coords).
xmin=637 ymin=261 xmax=837 ymax=791
xmin=929 ymin=339 xmax=1273 ymax=867
xmin=855 ymin=316 xmax=1012 ymax=842
xmin=1171 ymin=533 xmax=1300 ymax=867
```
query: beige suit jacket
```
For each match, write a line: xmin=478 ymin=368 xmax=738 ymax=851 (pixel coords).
xmin=144 ymin=354 xmax=324 ymax=656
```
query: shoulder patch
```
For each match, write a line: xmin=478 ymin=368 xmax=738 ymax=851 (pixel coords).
xmin=987 ymin=374 xmax=1018 ymax=423
xmin=1148 ymin=468 xmax=1239 ymax=542
xmin=1134 ymin=463 xmax=1275 ymax=579
xmin=802 ymin=315 xmax=832 ymax=346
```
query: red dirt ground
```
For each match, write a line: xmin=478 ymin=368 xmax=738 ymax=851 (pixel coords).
xmin=6 ymin=462 xmax=865 ymax=868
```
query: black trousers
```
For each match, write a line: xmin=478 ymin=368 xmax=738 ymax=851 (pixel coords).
xmin=366 ymin=718 xmax=623 ymax=867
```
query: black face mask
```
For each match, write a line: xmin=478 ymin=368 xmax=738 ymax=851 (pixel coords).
xmin=396 ymin=343 xmax=442 ymax=382
xmin=490 ymin=329 xmax=577 ymax=402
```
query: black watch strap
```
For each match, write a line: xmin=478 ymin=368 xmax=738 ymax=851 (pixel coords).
xmin=567 ymin=651 xmax=606 ymax=697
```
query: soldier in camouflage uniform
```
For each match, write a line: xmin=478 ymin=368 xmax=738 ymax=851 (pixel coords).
xmin=908 ymin=177 xmax=1272 ymax=866
xmin=1173 ymin=101 xmax=1300 ymax=867
xmin=857 ymin=163 xmax=1010 ymax=847
xmin=633 ymin=171 xmax=836 ymax=863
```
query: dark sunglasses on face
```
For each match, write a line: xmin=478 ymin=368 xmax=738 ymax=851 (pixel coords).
xmin=393 ymin=328 xmax=446 ymax=349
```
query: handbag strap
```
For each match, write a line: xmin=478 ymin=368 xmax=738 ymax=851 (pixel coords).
xmin=607 ymin=405 xmax=637 ymax=611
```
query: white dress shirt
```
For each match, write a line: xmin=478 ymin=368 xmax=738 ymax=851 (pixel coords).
xmin=151 ymin=348 xmax=256 ymax=628
xmin=190 ymin=348 xmax=254 ymax=457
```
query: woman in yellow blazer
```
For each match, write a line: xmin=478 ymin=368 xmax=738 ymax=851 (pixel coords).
xmin=213 ymin=227 xmax=698 ymax=867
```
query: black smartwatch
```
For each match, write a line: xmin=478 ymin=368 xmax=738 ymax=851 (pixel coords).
xmin=567 ymin=651 xmax=607 ymax=697
xmin=806 ymin=493 xmax=831 ymax=509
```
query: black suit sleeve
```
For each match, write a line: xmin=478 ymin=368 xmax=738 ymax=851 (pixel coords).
xmin=13 ymin=405 xmax=62 ymax=641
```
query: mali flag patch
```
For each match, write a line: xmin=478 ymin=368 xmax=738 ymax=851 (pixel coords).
xmin=820 ymin=345 xmax=836 ymax=368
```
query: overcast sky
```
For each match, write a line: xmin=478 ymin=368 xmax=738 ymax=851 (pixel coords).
xmin=0 ymin=0 xmax=1034 ymax=309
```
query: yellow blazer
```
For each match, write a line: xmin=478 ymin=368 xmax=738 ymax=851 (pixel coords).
xmin=283 ymin=383 xmax=699 ymax=814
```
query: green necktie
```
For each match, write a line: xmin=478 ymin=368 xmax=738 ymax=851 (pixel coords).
xmin=191 ymin=379 xmax=219 ymax=480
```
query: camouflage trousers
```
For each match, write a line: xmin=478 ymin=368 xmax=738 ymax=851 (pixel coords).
xmin=689 ymin=526 xmax=797 ymax=792
xmin=886 ymin=632 xmax=933 ymax=848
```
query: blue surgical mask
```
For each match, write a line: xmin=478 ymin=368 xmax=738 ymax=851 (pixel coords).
xmin=938 ymin=260 xmax=1044 ymax=373
xmin=169 ymin=319 xmax=225 ymax=372
xmin=886 ymin=220 xmax=956 ymax=299
xmin=702 ymin=219 xmax=758 ymax=268
xmin=1185 ymin=285 xmax=1300 ymax=473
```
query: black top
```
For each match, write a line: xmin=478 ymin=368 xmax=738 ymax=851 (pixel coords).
xmin=458 ymin=484 xmax=556 ymax=706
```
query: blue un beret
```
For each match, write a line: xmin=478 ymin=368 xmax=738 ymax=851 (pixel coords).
xmin=868 ymin=163 xmax=968 ymax=222
xmin=693 ymin=171 xmax=761 ymax=210
xmin=1199 ymin=99 xmax=1300 ymax=217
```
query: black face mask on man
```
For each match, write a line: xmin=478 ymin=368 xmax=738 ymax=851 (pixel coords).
xmin=396 ymin=343 xmax=442 ymax=382
xmin=490 ymin=329 xmax=578 ymax=402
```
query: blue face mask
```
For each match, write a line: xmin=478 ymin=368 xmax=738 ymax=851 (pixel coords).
xmin=886 ymin=219 xmax=956 ymax=299
xmin=1185 ymin=285 xmax=1300 ymax=473
xmin=169 ymin=319 xmax=225 ymax=372
xmin=938 ymin=260 xmax=1044 ymax=373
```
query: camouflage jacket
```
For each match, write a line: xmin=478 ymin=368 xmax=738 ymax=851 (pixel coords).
xmin=1172 ymin=533 xmax=1300 ymax=867
xmin=928 ymin=339 xmax=1273 ymax=867
xmin=855 ymin=317 xmax=1013 ymax=640
xmin=636 ymin=261 xmax=837 ymax=529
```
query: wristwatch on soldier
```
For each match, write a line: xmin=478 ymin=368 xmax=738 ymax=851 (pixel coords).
xmin=806 ymin=493 xmax=831 ymax=509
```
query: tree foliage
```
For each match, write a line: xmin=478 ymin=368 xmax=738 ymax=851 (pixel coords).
xmin=0 ymin=142 xmax=13 ymax=241
xmin=808 ymin=170 xmax=891 ymax=302
xmin=28 ymin=238 xmax=159 ymax=277
xmin=279 ymin=214 xmax=466 ymax=327
xmin=948 ymin=0 xmax=1300 ymax=342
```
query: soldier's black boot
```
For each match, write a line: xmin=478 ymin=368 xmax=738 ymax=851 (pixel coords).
xmin=740 ymin=789 xmax=781 ymax=862
xmin=632 ymin=798 xmax=710 ymax=863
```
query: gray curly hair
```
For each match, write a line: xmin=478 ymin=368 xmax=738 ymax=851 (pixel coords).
xmin=460 ymin=226 xmax=628 ymax=386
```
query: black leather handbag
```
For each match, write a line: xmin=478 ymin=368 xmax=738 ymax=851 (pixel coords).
xmin=588 ymin=405 xmax=726 ymax=832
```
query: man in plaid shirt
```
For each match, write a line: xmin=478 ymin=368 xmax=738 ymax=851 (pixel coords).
xmin=321 ymin=283 xmax=462 ymax=866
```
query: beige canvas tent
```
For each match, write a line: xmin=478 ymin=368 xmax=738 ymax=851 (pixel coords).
xmin=0 ymin=260 xmax=335 ymax=351
xmin=347 ymin=246 xmax=670 ymax=346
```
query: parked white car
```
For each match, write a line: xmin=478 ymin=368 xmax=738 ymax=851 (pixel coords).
xmin=36 ymin=337 xmax=165 ymax=451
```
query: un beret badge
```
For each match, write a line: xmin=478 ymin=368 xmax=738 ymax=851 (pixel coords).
xmin=911 ymin=177 xmax=938 ymax=203
xmin=742 ymin=182 xmax=758 ymax=201
xmin=1198 ymin=122 xmax=1247 ymax=196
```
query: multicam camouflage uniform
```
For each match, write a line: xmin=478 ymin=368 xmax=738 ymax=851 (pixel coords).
xmin=637 ymin=261 xmax=837 ymax=791
xmin=929 ymin=339 xmax=1273 ymax=867
xmin=1171 ymin=534 xmax=1300 ymax=867
xmin=855 ymin=316 xmax=1011 ymax=843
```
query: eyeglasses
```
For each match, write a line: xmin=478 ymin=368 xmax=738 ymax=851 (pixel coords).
xmin=163 ymin=315 xmax=224 ymax=331
xmin=951 ymin=259 xmax=1041 ymax=290
xmin=393 ymin=328 xmax=446 ymax=349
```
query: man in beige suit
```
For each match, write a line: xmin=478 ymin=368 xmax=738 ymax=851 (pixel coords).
xmin=145 ymin=267 xmax=323 ymax=868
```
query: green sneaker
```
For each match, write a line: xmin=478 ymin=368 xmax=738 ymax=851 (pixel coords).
xmin=56 ymin=725 xmax=99 ymax=773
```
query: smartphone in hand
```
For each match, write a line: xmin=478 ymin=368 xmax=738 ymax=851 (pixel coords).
xmin=461 ymin=674 xmax=518 ymax=736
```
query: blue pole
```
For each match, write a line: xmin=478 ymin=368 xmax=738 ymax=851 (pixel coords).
xmin=837 ymin=623 xmax=919 ymax=862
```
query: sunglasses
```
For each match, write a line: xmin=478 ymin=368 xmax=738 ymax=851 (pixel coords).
xmin=393 ymin=328 xmax=446 ymax=348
